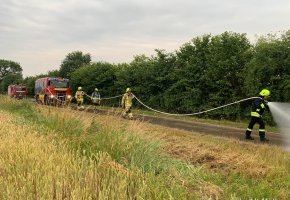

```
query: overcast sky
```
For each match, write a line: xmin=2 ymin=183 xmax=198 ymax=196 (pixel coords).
xmin=1 ymin=0 xmax=290 ymax=77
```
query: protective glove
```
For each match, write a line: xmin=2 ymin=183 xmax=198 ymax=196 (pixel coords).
xmin=264 ymin=100 xmax=270 ymax=110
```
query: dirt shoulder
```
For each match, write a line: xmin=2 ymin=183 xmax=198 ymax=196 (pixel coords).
xmin=31 ymin=98 xmax=287 ymax=148
xmin=134 ymin=114 xmax=287 ymax=146
xmin=87 ymin=107 xmax=287 ymax=147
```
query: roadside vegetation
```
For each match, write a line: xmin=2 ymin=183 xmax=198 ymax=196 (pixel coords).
xmin=1 ymin=96 xmax=290 ymax=199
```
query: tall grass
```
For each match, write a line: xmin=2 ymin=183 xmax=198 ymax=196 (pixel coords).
xmin=0 ymin=97 xmax=199 ymax=199
xmin=0 ymin=96 xmax=290 ymax=199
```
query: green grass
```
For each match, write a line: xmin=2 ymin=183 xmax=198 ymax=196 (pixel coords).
xmin=1 ymin=96 xmax=289 ymax=199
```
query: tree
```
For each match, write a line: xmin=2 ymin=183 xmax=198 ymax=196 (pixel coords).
xmin=22 ymin=74 xmax=48 ymax=97
xmin=47 ymin=69 xmax=60 ymax=77
xmin=206 ymin=32 xmax=251 ymax=100
xmin=175 ymin=34 xmax=212 ymax=110
xmin=0 ymin=73 xmax=23 ymax=93
xmin=0 ymin=59 xmax=23 ymax=81
xmin=149 ymin=49 xmax=177 ymax=110
xmin=115 ymin=54 xmax=155 ymax=105
xmin=244 ymin=30 xmax=290 ymax=102
xmin=70 ymin=62 xmax=117 ymax=105
xmin=59 ymin=51 xmax=91 ymax=79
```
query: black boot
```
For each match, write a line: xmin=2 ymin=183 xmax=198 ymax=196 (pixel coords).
xmin=259 ymin=132 xmax=269 ymax=142
xmin=260 ymin=137 xmax=269 ymax=142
xmin=245 ymin=135 xmax=254 ymax=140
xmin=245 ymin=129 xmax=254 ymax=140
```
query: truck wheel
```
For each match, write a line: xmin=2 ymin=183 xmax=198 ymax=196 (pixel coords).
xmin=44 ymin=96 xmax=49 ymax=105
xmin=53 ymin=99 xmax=57 ymax=106
xmin=36 ymin=96 xmax=42 ymax=104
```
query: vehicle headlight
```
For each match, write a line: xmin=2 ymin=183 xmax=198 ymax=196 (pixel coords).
xmin=67 ymin=95 xmax=71 ymax=99
xmin=50 ymin=95 xmax=54 ymax=98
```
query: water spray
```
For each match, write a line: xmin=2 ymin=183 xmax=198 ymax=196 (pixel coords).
xmin=268 ymin=102 xmax=290 ymax=151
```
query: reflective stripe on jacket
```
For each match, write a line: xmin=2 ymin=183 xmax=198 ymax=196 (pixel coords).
xmin=250 ymin=96 xmax=267 ymax=117
xmin=75 ymin=91 xmax=84 ymax=99
xmin=122 ymin=93 xmax=134 ymax=107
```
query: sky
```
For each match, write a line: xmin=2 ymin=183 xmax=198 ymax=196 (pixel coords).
xmin=1 ymin=0 xmax=290 ymax=78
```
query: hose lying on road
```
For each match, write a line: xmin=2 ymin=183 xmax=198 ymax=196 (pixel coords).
xmin=133 ymin=96 xmax=257 ymax=116
xmin=81 ymin=93 xmax=257 ymax=117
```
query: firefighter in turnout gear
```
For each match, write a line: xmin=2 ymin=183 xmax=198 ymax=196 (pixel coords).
xmin=91 ymin=88 xmax=101 ymax=108
xmin=245 ymin=89 xmax=270 ymax=142
xmin=75 ymin=86 xmax=85 ymax=110
xmin=121 ymin=88 xmax=134 ymax=120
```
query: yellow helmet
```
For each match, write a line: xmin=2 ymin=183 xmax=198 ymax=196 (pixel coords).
xmin=78 ymin=86 xmax=82 ymax=90
xmin=95 ymin=88 xmax=98 ymax=91
xmin=259 ymin=89 xmax=270 ymax=97
xmin=126 ymin=88 xmax=131 ymax=92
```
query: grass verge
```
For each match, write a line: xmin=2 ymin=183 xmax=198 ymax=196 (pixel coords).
xmin=0 ymin=96 xmax=289 ymax=199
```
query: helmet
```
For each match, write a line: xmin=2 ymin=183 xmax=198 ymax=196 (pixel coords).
xmin=95 ymin=88 xmax=98 ymax=91
xmin=259 ymin=89 xmax=270 ymax=97
xmin=78 ymin=86 xmax=82 ymax=90
xmin=126 ymin=88 xmax=131 ymax=92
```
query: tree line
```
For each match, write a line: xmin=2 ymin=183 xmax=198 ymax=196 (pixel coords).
xmin=1 ymin=30 xmax=289 ymax=124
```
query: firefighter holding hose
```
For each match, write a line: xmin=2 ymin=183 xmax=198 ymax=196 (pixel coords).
xmin=91 ymin=88 xmax=101 ymax=109
xmin=121 ymin=88 xmax=134 ymax=120
xmin=245 ymin=89 xmax=270 ymax=142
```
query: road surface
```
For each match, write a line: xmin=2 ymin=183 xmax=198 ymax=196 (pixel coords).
xmin=31 ymin=98 xmax=289 ymax=149
xmin=88 ymin=107 xmax=289 ymax=148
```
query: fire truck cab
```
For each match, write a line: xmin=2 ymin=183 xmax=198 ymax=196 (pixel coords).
xmin=8 ymin=84 xmax=27 ymax=99
xmin=35 ymin=77 xmax=72 ymax=106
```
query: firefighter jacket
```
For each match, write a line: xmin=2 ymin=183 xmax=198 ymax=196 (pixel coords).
xmin=75 ymin=91 xmax=84 ymax=99
xmin=250 ymin=95 xmax=269 ymax=117
xmin=122 ymin=92 xmax=134 ymax=107
xmin=91 ymin=91 xmax=100 ymax=99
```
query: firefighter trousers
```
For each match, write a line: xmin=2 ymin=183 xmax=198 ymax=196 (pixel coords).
xmin=245 ymin=116 xmax=266 ymax=138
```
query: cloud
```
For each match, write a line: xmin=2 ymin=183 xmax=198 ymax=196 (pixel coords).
xmin=1 ymin=0 xmax=290 ymax=77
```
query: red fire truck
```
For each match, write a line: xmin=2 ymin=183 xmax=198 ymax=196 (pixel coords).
xmin=8 ymin=84 xmax=27 ymax=99
xmin=35 ymin=77 xmax=72 ymax=106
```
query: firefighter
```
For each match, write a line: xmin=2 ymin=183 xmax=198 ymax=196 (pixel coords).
xmin=75 ymin=86 xmax=85 ymax=110
xmin=121 ymin=87 xmax=134 ymax=120
xmin=91 ymin=88 xmax=101 ymax=108
xmin=245 ymin=89 xmax=270 ymax=142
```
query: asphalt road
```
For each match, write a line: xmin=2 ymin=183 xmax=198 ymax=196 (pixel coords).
xmin=85 ymin=107 xmax=289 ymax=148
xmin=30 ymin=98 xmax=289 ymax=149
xmin=133 ymin=113 xmax=288 ymax=146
